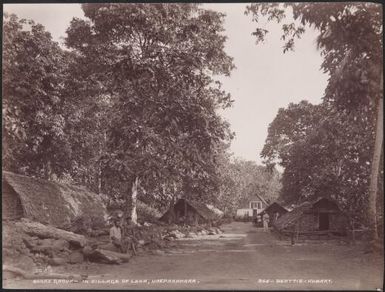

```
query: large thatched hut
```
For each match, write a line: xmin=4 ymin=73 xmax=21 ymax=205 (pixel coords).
xmin=273 ymin=197 xmax=349 ymax=237
xmin=2 ymin=171 xmax=107 ymax=228
xmin=159 ymin=198 xmax=222 ymax=225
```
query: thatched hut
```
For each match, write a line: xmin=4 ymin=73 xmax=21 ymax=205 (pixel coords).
xmin=2 ymin=171 xmax=107 ymax=228
xmin=254 ymin=202 xmax=288 ymax=227
xmin=273 ymin=197 xmax=349 ymax=237
xmin=159 ymin=198 xmax=222 ymax=225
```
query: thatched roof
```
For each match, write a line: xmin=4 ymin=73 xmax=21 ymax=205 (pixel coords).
xmin=206 ymin=204 xmax=224 ymax=218
xmin=274 ymin=202 xmax=312 ymax=231
xmin=274 ymin=197 xmax=343 ymax=231
xmin=260 ymin=202 xmax=288 ymax=216
xmin=2 ymin=171 xmax=107 ymax=228
xmin=160 ymin=198 xmax=221 ymax=222
xmin=187 ymin=199 xmax=220 ymax=221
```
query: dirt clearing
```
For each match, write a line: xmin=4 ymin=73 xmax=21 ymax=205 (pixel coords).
xmin=4 ymin=222 xmax=383 ymax=290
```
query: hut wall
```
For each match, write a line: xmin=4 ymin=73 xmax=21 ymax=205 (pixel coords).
xmin=298 ymin=213 xmax=319 ymax=232
xmin=171 ymin=202 xmax=204 ymax=225
xmin=2 ymin=182 xmax=24 ymax=220
xmin=329 ymin=213 xmax=349 ymax=232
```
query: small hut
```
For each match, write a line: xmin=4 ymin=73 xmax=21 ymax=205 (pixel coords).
xmin=159 ymin=198 xmax=222 ymax=225
xmin=2 ymin=171 xmax=108 ymax=228
xmin=273 ymin=197 xmax=349 ymax=238
xmin=254 ymin=202 xmax=288 ymax=227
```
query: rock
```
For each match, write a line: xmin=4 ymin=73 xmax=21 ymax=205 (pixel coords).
xmin=89 ymin=249 xmax=130 ymax=264
xmin=16 ymin=220 xmax=87 ymax=247
xmin=69 ymin=251 xmax=84 ymax=264
xmin=167 ymin=233 xmax=177 ymax=239
xmin=152 ymin=249 xmax=165 ymax=255
xmin=48 ymin=257 xmax=67 ymax=266
xmin=214 ymin=227 xmax=223 ymax=234
xmin=6 ymin=254 xmax=36 ymax=272
xmin=82 ymin=245 xmax=94 ymax=258
xmin=138 ymin=240 xmax=145 ymax=246
xmin=187 ymin=232 xmax=197 ymax=238
xmin=98 ymin=242 xmax=120 ymax=252
xmin=201 ymin=230 xmax=208 ymax=235
xmin=39 ymin=238 xmax=54 ymax=246
xmin=52 ymin=239 xmax=70 ymax=251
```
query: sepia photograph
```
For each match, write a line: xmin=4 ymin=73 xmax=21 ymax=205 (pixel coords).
xmin=2 ymin=2 xmax=384 ymax=290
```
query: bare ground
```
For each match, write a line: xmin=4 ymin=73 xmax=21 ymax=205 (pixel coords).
xmin=4 ymin=222 xmax=383 ymax=290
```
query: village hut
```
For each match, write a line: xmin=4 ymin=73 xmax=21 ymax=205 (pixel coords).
xmin=2 ymin=171 xmax=108 ymax=228
xmin=254 ymin=202 xmax=288 ymax=227
xmin=273 ymin=197 xmax=349 ymax=237
xmin=159 ymin=198 xmax=222 ymax=225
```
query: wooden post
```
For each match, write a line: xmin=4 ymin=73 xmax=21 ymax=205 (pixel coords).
xmin=184 ymin=199 xmax=187 ymax=225
xmin=351 ymin=218 xmax=356 ymax=245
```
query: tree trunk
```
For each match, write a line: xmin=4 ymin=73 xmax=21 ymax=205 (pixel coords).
xmin=15 ymin=219 xmax=87 ymax=247
xmin=129 ymin=177 xmax=139 ymax=225
xmin=368 ymin=97 xmax=383 ymax=240
xmin=45 ymin=160 xmax=53 ymax=181
xmin=368 ymin=72 xmax=383 ymax=241
xmin=97 ymin=131 xmax=106 ymax=195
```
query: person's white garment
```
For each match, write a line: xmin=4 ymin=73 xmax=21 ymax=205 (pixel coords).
xmin=110 ymin=226 xmax=122 ymax=241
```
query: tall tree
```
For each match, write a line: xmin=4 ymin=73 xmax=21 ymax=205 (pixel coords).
xmin=3 ymin=13 xmax=72 ymax=179
xmin=65 ymin=3 xmax=234 ymax=223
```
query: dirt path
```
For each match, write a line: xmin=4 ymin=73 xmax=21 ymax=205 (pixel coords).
xmin=5 ymin=222 xmax=383 ymax=290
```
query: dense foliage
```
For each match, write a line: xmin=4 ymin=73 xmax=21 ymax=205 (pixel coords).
xmin=4 ymin=5 xmax=272 ymax=222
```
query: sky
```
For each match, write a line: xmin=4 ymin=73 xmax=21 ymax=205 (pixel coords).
xmin=4 ymin=3 xmax=329 ymax=164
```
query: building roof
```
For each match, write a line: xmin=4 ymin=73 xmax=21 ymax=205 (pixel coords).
xmin=160 ymin=198 xmax=222 ymax=222
xmin=274 ymin=197 xmax=343 ymax=231
xmin=253 ymin=193 xmax=269 ymax=205
xmin=2 ymin=171 xmax=107 ymax=228
xmin=260 ymin=202 xmax=288 ymax=216
xmin=187 ymin=199 xmax=221 ymax=220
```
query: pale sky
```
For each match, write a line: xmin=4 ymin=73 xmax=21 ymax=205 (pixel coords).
xmin=4 ymin=3 xmax=329 ymax=164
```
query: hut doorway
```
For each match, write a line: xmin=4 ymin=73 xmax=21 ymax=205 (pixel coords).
xmin=319 ymin=213 xmax=329 ymax=230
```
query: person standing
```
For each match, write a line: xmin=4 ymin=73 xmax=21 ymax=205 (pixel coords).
xmin=262 ymin=213 xmax=270 ymax=232
xmin=110 ymin=219 xmax=124 ymax=252
xmin=123 ymin=216 xmax=137 ymax=255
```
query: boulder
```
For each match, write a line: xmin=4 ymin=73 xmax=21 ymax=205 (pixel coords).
xmin=98 ymin=242 xmax=120 ymax=253
xmin=15 ymin=220 xmax=87 ymax=247
xmin=82 ymin=245 xmax=94 ymax=258
xmin=69 ymin=251 xmax=84 ymax=264
xmin=152 ymin=249 xmax=165 ymax=255
xmin=52 ymin=239 xmax=70 ymax=251
xmin=6 ymin=254 xmax=36 ymax=272
xmin=48 ymin=257 xmax=67 ymax=266
xmin=186 ymin=232 xmax=197 ymax=238
xmin=39 ymin=238 xmax=55 ymax=246
xmin=88 ymin=249 xmax=131 ymax=264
